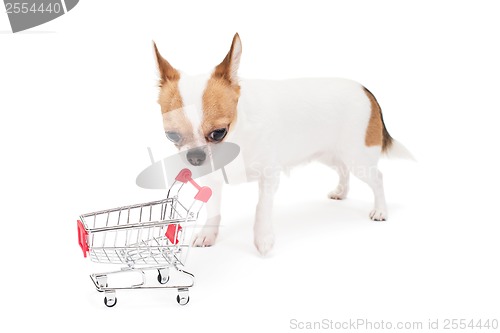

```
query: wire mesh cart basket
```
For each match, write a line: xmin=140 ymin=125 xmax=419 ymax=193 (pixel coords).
xmin=77 ymin=169 xmax=212 ymax=307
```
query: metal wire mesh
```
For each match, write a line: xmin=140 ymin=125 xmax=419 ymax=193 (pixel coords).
xmin=80 ymin=196 xmax=197 ymax=266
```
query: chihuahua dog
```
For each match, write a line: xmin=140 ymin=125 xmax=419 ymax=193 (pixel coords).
xmin=153 ymin=33 xmax=411 ymax=255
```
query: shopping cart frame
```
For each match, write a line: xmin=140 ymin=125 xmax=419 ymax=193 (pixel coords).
xmin=77 ymin=169 xmax=211 ymax=307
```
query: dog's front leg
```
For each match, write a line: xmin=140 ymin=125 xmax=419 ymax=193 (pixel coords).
xmin=254 ymin=172 xmax=280 ymax=255
xmin=192 ymin=178 xmax=223 ymax=247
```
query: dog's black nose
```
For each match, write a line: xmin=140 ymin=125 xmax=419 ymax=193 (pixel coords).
xmin=186 ymin=148 xmax=207 ymax=166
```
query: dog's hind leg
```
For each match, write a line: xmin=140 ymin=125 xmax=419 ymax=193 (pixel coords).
xmin=347 ymin=150 xmax=388 ymax=221
xmin=327 ymin=160 xmax=350 ymax=200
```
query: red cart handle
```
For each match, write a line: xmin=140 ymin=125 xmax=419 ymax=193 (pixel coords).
xmin=174 ymin=169 xmax=212 ymax=203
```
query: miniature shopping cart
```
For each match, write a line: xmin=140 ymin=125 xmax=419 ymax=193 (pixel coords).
xmin=77 ymin=169 xmax=211 ymax=307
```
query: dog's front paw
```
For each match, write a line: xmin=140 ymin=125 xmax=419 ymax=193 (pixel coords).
xmin=254 ymin=231 xmax=275 ymax=256
xmin=370 ymin=208 xmax=388 ymax=221
xmin=192 ymin=227 xmax=218 ymax=247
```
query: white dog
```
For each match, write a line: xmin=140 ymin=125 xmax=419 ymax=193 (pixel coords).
xmin=153 ymin=33 xmax=411 ymax=255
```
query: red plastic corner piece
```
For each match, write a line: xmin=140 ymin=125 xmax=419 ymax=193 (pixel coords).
xmin=166 ymin=224 xmax=183 ymax=244
xmin=77 ymin=220 xmax=89 ymax=258
xmin=195 ymin=186 xmax=212 ymax=203
xmin=175 ymin=168 xmax=192 ymax=183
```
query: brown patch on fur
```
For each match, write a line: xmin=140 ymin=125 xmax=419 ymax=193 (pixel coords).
xmin=153 ymin=42 xmax=191 ymax=145
xmin=202 ymin=34 xmax=241 ymax=138
xmin=213 ymin=33 xmax=241 ymax=85
xmin=158 ymin=80 xmax=183 ymax=114
xmin=364 ymin=87 xmax=393 ymax=152
xmin=202 ymin=77 xmax=239 ymax=136
xmin=153 ymin=42 xmax=180 ymax=83
xmin=153 ymin=42 xmax=184 ymax=114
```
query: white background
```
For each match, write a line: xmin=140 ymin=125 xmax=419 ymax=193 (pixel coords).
xmin=1 ymin=0 xmax=499 ymax=332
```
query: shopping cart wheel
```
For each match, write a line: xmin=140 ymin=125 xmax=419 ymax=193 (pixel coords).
xmin=176 ymin=288 xmax=189 ymax=305
xmin=176 ymin=295 xmax=190 ymax=306
xmin=157 ymin=268 xmax=170 ymax=284
xmin=104 ymin=291 xmax=117 ymax=308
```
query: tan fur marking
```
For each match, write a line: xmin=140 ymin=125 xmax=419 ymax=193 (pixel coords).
xmin=213 ymin=33 xmax=241 ymax=85
xmin=153 ymin=42 xmax=180 ymax=83
xmin=153 ymin=42 xmax=191 ymax=145
xmin=158 ymin=80 xmax=183 ymax=114
xmin=202 ymin=77 xmax=239 ymax=135
xmin=202 ymin=34 xmax=241 ymax=138
xmin=153 ymin=42 xmax=184 ymax=115
xmin=364 ymin=88 xmax=384 ymax=148
xmin=364 ymin=87 xmax=393 ymax=152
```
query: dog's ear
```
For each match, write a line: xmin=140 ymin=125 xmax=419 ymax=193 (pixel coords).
xmin=213 ymin=33 xmax=242 ymax=85
xmin=153 ymin=41 xmax=180 ymax=86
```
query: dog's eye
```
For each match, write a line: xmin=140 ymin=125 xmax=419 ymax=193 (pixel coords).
xmin=208 ymin=128 xmax=227 ymax=142
xmin=166 ymin=131 xmax=182 ymax=143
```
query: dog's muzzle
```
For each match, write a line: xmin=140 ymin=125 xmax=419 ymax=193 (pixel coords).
xmin=186 ymin=147 xmax=207 ymax=166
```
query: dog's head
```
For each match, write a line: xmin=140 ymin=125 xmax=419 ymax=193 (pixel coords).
xmin=153 ymin=33 xmax=242 ymax=166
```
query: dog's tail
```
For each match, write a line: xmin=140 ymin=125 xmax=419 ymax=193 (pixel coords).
xmin=363 ymin=86 xmax=415 ymax=161
xmin=383 ymin=139 xmax=415 ymax=161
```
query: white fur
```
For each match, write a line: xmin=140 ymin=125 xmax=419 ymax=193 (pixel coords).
xmin=178 ymin=74 xmax=210 ymax=148
xmin=187 ymin=76 xmax=400 ymax=254
xmin=228 ymin=39 xmax=242 ymax=82
xmin=385 ymin=139 xmax=415 ymax=160
xmin=162 ymin=36 xmax=408 ymax=255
